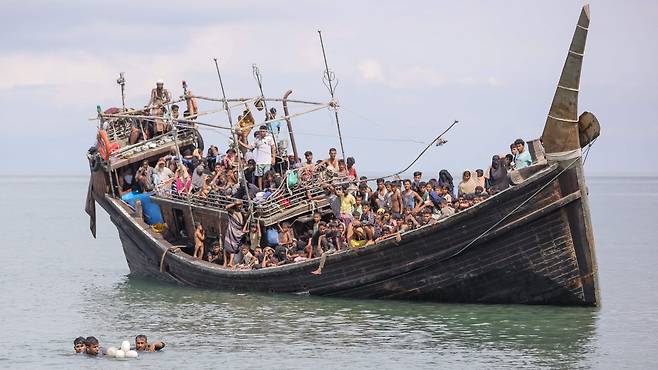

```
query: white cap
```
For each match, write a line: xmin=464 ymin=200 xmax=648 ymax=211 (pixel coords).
xmin=156 ymin=79 xmax=164 ymax=84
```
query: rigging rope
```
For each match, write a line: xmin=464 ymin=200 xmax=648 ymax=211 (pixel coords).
xmin=333 ymin=120 xmax=459 ymax=185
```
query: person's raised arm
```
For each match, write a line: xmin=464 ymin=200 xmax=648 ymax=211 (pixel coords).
xmin=149 ymin=341 xmax=165 ymax=352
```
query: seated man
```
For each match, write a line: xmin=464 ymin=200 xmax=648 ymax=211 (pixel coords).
xmin=134 ymin=334 xmax=165 ymax=352
xmin=305 ymin=221 xmax=328 ymax=259
xmin=347 ymin=219 xmax=374 ymax=249
xmin=261 ymin=246 xmax=279 ymax=268
xmin=84 ymin=336 xmax=103 ymax=356
xmin=420 ymin=209 xmax=437 ymax=226
xmin=206 ymin=242 xmax=224 ymax=265
xmin=236 ymin=245 xmax=258 ymax=270
xmin=73 ymin=336 xmax=86 ymax=354
xmin=438 ymin=199 xmax=455 ymax=218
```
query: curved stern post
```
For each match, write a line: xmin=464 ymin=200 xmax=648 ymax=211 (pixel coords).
xmin=542 ymin=5 xmax=600 ymax=306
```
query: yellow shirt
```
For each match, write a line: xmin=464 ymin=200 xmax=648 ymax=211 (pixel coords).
xmin=340 ymin=194 xmax=356 ymax=215
xmin=349 ymin=239 xmax=368 ymax=249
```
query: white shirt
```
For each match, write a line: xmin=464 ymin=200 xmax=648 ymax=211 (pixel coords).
xmin=253 ymin=136 xmax=274 ymax=165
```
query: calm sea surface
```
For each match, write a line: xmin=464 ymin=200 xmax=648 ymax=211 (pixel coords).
xmin=0 ymin=176 xmax=656 ymax=369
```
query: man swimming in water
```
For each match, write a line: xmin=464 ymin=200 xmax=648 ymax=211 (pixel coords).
xmin=134 ymin=334 xmax=166 ymax=352
xmin=73 ymin=336 xmax=86 ymax=353
xmin=84 ymin=336 xmax=103 ymax=356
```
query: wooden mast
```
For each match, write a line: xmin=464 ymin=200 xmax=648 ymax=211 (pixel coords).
xmin=541 ymin=4 xmax=590 ymax=158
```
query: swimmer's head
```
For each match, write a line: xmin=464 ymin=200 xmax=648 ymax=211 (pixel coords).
xmin=135 ymin=334 xmax=148 ymax=351
xmin=74 ymin=336 xmax=86 ymax=353
xmin=85 ymin=336 xmax=100 ymax=355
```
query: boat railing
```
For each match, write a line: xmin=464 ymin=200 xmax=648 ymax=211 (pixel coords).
xmin=105 ymin=117 xmax=133 ymax=143
xmin=160 ymin=187 xmax=239 ymax=212
xmin=252 ymin=166 xmax=349 ymax=224
xmin=153 ymin=165 xmax=350 ymax=225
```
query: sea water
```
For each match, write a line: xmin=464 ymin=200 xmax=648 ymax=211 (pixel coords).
xmin=0 ymin=176 xmax=657 ymax=369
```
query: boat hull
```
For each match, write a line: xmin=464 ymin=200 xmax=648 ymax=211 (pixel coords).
xmin=95 ymin=162 xmax=599 ymax=306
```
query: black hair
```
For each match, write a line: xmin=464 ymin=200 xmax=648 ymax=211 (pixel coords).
xmin=513 ymin=138 xmax=525 ymax=146
xmin=505 ymin=154 xmax=514 ymax=162
xmin=413 ymin=171 xmax=422 ymax=177
xmin=259 ymin=125 xmax=268 ymax=130
xmin=171 ymin=104 xmax=179 ymax=110
xmin=476 ymin=169 xmax=484 ymax=176
xmin=74 ymin=337 xmax=86 ymax=345
xmin=318 ymin=221 xmax=327 ymax=227
xmin=135 ymin=334 xmax=147 ymax=342
xmin=85 ymin=336 xmax=99 ymax=345
xmin=329 ymin=147 xmax=337 ymax=152
xmin=347 ymin=157 xmax=355 ymax=167
xmin=304 ymin=150 xmax=313 ymax=156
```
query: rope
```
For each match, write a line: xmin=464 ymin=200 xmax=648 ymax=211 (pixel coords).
xmin=160 ymin=246 xmax=181 ymax=272
xmin=334 ymin=120 xmax=459 ymax=186
xmin=287 ymin=130 xmax=427 ymax=144
xmin=582 ymin=137 xmax=597 ymax=166
xmin=438 ymin=146 xmax=591 ymax=263
xmin=189 ymin=95 xmax=326 ymax=106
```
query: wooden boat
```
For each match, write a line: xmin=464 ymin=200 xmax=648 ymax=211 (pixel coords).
xmin=85 ymin=5 xmax=600 ymax=306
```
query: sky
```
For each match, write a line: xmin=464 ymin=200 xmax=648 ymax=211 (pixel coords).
xmin=1 ymin=0 xmax=657 ymax=177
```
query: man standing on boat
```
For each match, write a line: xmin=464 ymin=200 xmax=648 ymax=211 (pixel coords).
xmin=513 ymin=138 xmax=532 ymax=169
xmin=148 ymin=79 xmax=171 ymax=109
xmin=148 ymin=79 xmax=171 ymax=136
xmin=324 ymin=148 xmax=340 ymax=173
xmin=239 ymin=125 xmax=275 ymax=189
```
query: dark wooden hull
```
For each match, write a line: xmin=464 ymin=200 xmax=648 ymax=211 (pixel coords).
xmin=95 ymin=161 xmax=599 ymax=306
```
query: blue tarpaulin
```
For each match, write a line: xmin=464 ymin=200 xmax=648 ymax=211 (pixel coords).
xmin=121 ymin=191 xmax=164 ymax=225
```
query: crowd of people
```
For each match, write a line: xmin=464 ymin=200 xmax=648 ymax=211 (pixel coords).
xmin=73 ymin=335 xmax=165 ymax=356
xmin=174 ymin=139 xmax=534 ymax=273
xmin=114 ymin=81 xmax=536 ymax=271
